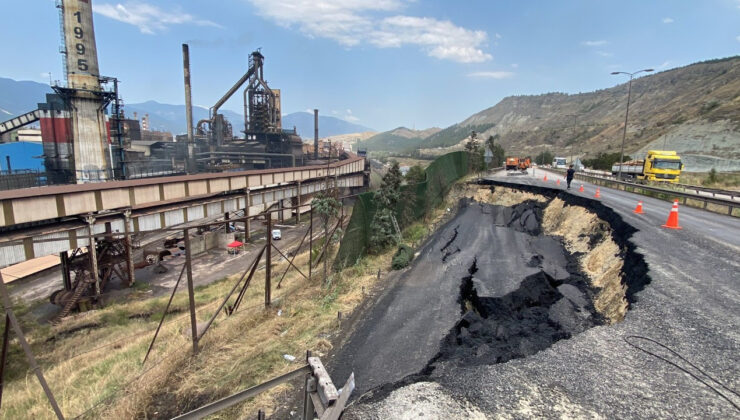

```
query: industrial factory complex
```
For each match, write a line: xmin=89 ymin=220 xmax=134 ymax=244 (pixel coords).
xmin=1 ymin=1 xmax=738 ymax=419
xmin=0 ymin=0 xmax=367 ymax=321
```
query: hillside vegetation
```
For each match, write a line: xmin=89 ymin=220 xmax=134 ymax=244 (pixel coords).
xmin=358 ymin=126 xmax=440 ymax=152
xmin=430 ymin=56 xmax=740 ymax=171
xmin=368 ymin=57 xmax=740 ymax=171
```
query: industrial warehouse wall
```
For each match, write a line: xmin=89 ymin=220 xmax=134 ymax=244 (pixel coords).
xmin=334 ymin=151 xmax=471 ymax=269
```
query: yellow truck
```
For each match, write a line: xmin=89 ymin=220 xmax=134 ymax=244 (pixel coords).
xmin=611 ymin=150 xmax=683 ymax=183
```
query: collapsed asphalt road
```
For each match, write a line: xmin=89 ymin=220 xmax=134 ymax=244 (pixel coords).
xmin=331 ymin=188 xmax=647 ymax=408
xmin=339 ymin=178 xmax=739 ymax=419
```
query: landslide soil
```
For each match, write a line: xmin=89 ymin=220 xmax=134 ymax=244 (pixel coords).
xmin=342 ymin=184 xmax=649 ymax=417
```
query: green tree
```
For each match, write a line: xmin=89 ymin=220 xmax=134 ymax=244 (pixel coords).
xmin=369 ymin=162 xmax=403 ymax=252
xmin=405 ymin=165 xmax=426 ymax=184
xmin=464 ymin=133 xmax=485 ymax=174
xmin=535 ymin=150 xmax=554 ymax=166
xmin=581 ymin=152 xmax=631 ymax=170
xmin=705 ymin=167 xmax=718 ymax=185
xmin=485 ymin=134 xmax=505 ymax=167
xmin=313 ymin=189 xmax=340 ymax=282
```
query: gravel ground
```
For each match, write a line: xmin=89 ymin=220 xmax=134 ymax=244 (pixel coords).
xmin=342 ymin=169 xmax=740 ymax=419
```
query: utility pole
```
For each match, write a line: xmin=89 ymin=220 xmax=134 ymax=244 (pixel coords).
xmin=612 ymin=68 xmax=653 ymax=180
xmin=566 ymin=114 xmax=578 ymax=166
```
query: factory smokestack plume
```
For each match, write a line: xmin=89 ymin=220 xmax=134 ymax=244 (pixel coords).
xmin=314 ymin=109 xmax=318 ymax=160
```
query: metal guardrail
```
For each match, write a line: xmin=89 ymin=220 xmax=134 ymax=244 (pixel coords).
xmin=674 ymin=182 xmax=739 ymax=200
xmin=171 ymin=355 xmax=354 ymax=420
xmin=557 ymin=170 xmax=739 ymax=217
xmin=549 ymin=168 xmax=739 ymax=201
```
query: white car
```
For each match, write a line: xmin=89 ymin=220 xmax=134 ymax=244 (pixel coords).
xmin=271 ymin=229 xmax=282 ymax=240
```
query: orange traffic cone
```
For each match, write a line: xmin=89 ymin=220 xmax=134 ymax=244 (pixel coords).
xmin=633 ymin=201 xmax=644 ymax=214
xmin=579 ymin=184 xmax=584 ymax=192
xmin=544 ymin=175 xmax=548 ymax=181
xmin=662 ymin=200 xmax=682 ymax=229
xmin=556 ymin=179 xmax=561 ymax=186
xmin=594 ymin=188 xmax=601 ymax=198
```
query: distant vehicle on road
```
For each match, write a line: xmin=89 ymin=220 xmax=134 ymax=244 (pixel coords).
xmin=611 ymin=150 xmax=683 ymax=183
xmin=506 ymin=157 xmax=530 ymax=171
xmin=552 ymin=157 xmax=567 ymax=169
xmin=505 ymin=157 xmax=520 ymax=170
xmin=271 ymin=229 xmax=282 ymax=240
xmin=518 ymin=158 xmax=531 ymax=171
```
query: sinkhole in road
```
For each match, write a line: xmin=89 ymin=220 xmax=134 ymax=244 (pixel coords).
xmin=428 ymin=183 xmax=651 ymax=372
xmin=341 ymin=182 xmax=652 ymax=411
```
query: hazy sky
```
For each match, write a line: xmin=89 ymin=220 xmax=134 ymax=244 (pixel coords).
xmin=2 ymin=0 xmax=739 ymax=131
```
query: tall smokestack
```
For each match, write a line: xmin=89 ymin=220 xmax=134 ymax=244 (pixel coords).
xmin=182 ymin=43 xmax=195 ymax=172
xmin=61 ymin=0 xmax=111 ymax=182
xmin=313 ymin=109 xmax=319 ymax=160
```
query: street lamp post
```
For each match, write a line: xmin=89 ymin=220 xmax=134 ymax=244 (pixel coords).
xmin=611 ymin=69 xmax=653 ymax=180
xmin=566 ymin=114 xmax=578 ymax=166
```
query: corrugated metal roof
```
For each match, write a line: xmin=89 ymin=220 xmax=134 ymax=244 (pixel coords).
xmin=0 ymin=155 xmax=363 ymax=199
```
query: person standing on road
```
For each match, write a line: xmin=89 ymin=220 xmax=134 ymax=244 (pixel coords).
xmin=566 ymin=164 xmax=575 ymax=189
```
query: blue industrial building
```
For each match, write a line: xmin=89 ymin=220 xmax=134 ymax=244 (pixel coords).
xmin=0 ymin=141 xmax=45 ymax=171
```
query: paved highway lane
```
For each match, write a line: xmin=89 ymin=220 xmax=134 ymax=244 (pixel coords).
xmin=516 ymin=168 xmax=740 ymax=248
xmin=428 ymin=169 xmax=740 ymax=418
xmin=345 ymin=169 xmax=740 ymax=418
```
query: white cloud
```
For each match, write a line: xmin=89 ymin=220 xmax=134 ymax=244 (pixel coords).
xmin=467 ymin=71 xmax=514 ymax=79
xmin=596 ymin=51 xmax=613 ymax=57
xmin=662 ymin=17 xmax=674 ymax=24
xmin=93 ymin=2 xmax=222 ymax=34
xmin=658 ymin=60 xmax=672 ymax=69
xmin=582 ymin=40 xmax=607 ymax=47
xmin=510 ymin=63 xmax=518 ymax=68
xmin=736 ymin=35 xmax=740 ymax=42
xmin=341 ymin=109 xmax=359 ymax=122
xmin=370 ymin=16 xmax=492 ymax=63
xmin=247 ymin=0 xmax=492 ymax=63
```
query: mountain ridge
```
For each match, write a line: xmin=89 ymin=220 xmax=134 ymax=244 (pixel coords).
xmin=359 ymin=126 xmax=441 ymax=152
xmin=415 ymin=56 xmax=740 ymax=170
xmin=0 ymin=78 xmax=373 ymax=138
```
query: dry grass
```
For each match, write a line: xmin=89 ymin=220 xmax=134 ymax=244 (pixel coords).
xmin=679 ymin=171 xmax=740 ymax=191
xmin=542 ymin=198 xmax=627 ymax=323
xmin=466 ymin=184 xmax=548 ymax=206
xmin=2 ymin=179 xmax=473 ymax=420
xmin=1 ymin=244 xmax=400 ymax=419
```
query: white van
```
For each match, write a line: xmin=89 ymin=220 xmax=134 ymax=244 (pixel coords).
xmin=271 ymin=229 xmax=282 ymax=240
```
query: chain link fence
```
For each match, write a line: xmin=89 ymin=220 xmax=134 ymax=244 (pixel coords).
xmin=334 ymin=151 xmax=471 ymax=270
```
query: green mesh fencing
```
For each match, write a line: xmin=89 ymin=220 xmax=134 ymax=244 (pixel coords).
xmin=334 ymin=151 xmax=471 ymax=270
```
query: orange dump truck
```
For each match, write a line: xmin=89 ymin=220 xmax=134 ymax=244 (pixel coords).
xmin=518 ymin=158 xmax=531 ymax=171
xmin=506 ymin=157 xmax=530 ymax=172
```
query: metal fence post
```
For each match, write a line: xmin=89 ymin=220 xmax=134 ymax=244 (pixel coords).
xmin=265 ymin=216 xmax=272 ymax=307
xmin=0 ymin=273 xmax=65 ymax=419
xmin=183 ymin=228 xmax=199 ymax=354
